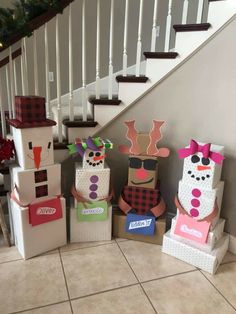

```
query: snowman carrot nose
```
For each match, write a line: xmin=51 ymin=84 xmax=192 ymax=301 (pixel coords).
xmin=94 ymin=154 xmax=106 ymax=161
xmin=33 ymin=146 xmax=42 ymax=169
xmin=197 ymin=165 xmax=211 ymax=171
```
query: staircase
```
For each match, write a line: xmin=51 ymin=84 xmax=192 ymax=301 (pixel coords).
xmin=0 ymin=0 xmax=236 ymax=154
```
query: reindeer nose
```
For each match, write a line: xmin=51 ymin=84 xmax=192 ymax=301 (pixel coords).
xmin=135 ymin=168 xmax=148 ymax=180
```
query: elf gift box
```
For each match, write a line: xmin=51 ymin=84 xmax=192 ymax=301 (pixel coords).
xmin=70 ymin=202 xmax=112 ymax=242
xmin=10 ymin=197 xmax=67 ymax=259
xmin=10 ymin=164 xmax=61 ymax=205
xmin=117 ymin=120 xmax=170 ymax=243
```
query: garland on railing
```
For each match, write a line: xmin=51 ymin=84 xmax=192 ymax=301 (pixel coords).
xmin=0 ymin=0 xmax=64 ymax=48
xmin=0 ymin=137 xmax=14 ymax=164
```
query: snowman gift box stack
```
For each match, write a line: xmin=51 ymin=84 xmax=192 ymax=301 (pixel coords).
xmin=113 ymin=120 xmax=169 ymax=244
xmin=8 ymin=96 xmax=67 ymax=259
xmin=68 ymin=137 xmax=113 ymax=242
xmin=162 ymin=139 xmax=229 ymax=274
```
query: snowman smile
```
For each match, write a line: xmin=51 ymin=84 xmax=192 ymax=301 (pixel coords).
xmin=187 ymin=170 xmax=211 ymax=181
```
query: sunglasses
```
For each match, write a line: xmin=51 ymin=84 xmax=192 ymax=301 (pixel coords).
xmin=129 ymin=157 xmax=157 ymax=171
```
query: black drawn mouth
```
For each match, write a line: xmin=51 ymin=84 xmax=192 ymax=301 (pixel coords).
xmin=131 ymin=177 xmax=154 ymax=185
xmin=187 ymin=170 xmax=210 ymax=182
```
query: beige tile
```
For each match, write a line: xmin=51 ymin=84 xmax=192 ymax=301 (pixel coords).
xmin=71 ymin=285 xmax=155 ymax=314
xmin=222 ymin=251 xmax=236 ymax=264
xmin=0 ymin=254 xmax=68 ymax=313
xmin=21 ymin=302 xmax=72 ymax=314
xmin=119 ymin=240 xmax=195 ymax=282
xmin=61 ymin=243 xmax=138 ymax=298
xmin=143 ymin=271 xmax=235 ymax=314
xmin=60 ymin=240 xmax=115 ymax=252
xmin=0 ymin=244 xmax=21 ymax=263
xmin=203 ymin=262 xmax=236 ymax=308
xmin=116 ymin=238 xmax=128 ymax=242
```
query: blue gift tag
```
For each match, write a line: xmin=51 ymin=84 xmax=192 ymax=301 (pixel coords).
xmin=125 ymin=213 xmax=155 ymax=236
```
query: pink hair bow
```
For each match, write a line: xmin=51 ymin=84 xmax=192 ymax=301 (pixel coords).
xmin=178 ymin=139 xmax=224 ymax=165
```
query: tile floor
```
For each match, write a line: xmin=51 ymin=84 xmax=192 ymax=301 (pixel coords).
xmin=0 ymin=237 xmax=236 ymax=314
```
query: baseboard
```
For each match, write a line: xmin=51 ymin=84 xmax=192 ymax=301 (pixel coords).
xmin=229 ymin=234 xmax=236 ymax=254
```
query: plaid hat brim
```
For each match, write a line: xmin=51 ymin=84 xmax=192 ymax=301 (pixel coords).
xmin=8 ymin=118 xmax=57 ymax=129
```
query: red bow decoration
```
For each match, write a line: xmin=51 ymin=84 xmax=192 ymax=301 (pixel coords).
xmin=178 ymin=139 xmax=224 ymax=165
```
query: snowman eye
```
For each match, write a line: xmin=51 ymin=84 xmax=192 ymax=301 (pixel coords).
xmin=202 ymin=157 xmax=210 ymax=165
xmin=28 ymin=142 xmax=33 ymax=150
xmin=95 ymin=152 xmax=101 ymax=157
xmin=89 ymin=152 xmax=94 ymax=157
xmin=191 ymin=155 xmax=200 ymax=163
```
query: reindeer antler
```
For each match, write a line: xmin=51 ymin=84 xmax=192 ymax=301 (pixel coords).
xmin=147 ymin=120 xmax=170 ymax=157
xmin=119 ymin=120 xmax=140 ymax=155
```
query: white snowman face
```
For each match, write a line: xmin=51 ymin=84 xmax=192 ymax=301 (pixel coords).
xmin=82 ymin=148 xmax=106 ymax=169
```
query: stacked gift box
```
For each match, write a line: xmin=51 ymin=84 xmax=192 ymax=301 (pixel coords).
xmin=8 ymin=96 xmax=67 ymax=259
xmin=162 ymin=139 xmax=229 ymax=274
xmin=68 ymin=137 xmax=113 ymax=242
xmin=113 ymin=120 xmax=169 ymax=244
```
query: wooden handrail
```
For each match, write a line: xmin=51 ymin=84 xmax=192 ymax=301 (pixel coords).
xmin=0 ymin=48 xmax=22 ymax=69
xmin=0 ymin=0 xmax=74 ymax=53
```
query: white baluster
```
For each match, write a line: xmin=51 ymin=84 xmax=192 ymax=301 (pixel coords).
xmin=9 ymin=46 xmax=15 ymax=118
xmin=151 ymin=0 xmax=158 ymax=52
xmin=136 ymin=0 xmax=144 ymax=77
xmin=13 ymin=59 xmax=18 ymax=95
xmin=56 ymin=15 xmax=62 ymax=142
xmin=33 ymin=31 xmax=39 ymax=95
xmin=0 ymin=72 xmax=7 ymax=138
xmin=123 ymin=0 xmax=129 ymax=76
xmin=197 ymin=0 xmax=204 ymax=23
xmin=96 ymin=0 xmax=101 ymax=99
xmin=108 ymin=0 xmax=114 ymax=99
xmin=164 ymin=0 xmax=172 ymax=52
xmin=23 ymin=37 xmax=29 ymax=94
xmin=182 ymin=0 xmax=189 ymax=24
xmin=44 ymin=23 xmax=51 ymax=119
xmin=20 ymin=40 xmax=25 ymax=96
xmin=5 ymin=65 xmax=12 ymax=119
xmin=69 ymin=3 xmax=74 ymax=121
xmin=82 ymin=0 xmax=87 ymax=120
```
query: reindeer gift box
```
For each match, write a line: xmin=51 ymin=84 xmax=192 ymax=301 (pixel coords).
xmin=68 ymin=137 xmax=113 ymax=242
xmin=8 ymin=96 xmax=67 ymax=259
xmin=162 ymin=139 xmax=229 ymax=274
xmin=113 ymin=120 xmax=169 ymax=244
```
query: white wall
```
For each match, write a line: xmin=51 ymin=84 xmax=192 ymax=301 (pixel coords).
xmin=98 ymin=16 xmax=236 ymax=236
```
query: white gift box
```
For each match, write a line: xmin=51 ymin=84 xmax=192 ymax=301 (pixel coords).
xmin=13 ymin=126 xmax=55 ymax=170
xmin=181 ymin=143 xmax=224 ymax=189
xmin=75 ymin=162 xmax=110 ymax=201
xmin=10 ymin=197 xmax=67 ymax=259
xmin=10 ymin=164 xmax=61 ymax=205
xmin=162 ymin=230 xmax=229 ymax=274
xmin=70 ymin=204 xmax=112 ymax=242
xmin=178 ymin=180 xmax=224 ymax=223
xmin=170 ymin=216 xmax=225 ymax=253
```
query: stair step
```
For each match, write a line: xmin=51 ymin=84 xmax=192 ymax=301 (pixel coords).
xmin=0 ymin=185 xmax=8 ymax=196
xmin=116 ymin=75 xmax=149 ymax=83
xmin=89 ymin=96 xmax=121 ymax=106
xmin=173 ymin=23 xmax=211 ymax=32
xmin=63 ymin=119 xmax=98 ymax=128
xmin=143 ymin=52 xmax=179 ymax=59
xmin=209 ymin=0 xmax=222 ymax=2
xmin=53 ymin=140 xmax=69 ymax=150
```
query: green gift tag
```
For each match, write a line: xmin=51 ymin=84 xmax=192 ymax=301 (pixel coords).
xmin=77 ymin=200 xmax=108 ymax=222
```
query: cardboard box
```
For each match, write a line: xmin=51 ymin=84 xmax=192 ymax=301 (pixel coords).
xmin=181 ymin=143 xmax=224 ymax=189
xmin=10 ymin=197 xmax=67 ymax=259
xmin=178 ymin=180 xmax=224 ymax=223
xmin=170 ymin=216 xmax=225 ymax=252
xmin=11 ymin=164 xmax=61 ymax=205
xmin=112 ymin=209 xmax=166 ymax=245
xmin=70 ymin=204 xmax=112 ymax=242
xmin=162 ymin=230 xmax=229 ymax=274
xmin=12 ymin=126 xmax=55 ymax=170
xmin=75 ymin=162 xmax=110 ymax=201
xmin=128 ymin=155 xmax=158 ymax=189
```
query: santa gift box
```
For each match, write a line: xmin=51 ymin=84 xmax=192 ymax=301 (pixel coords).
xmin=10 ymin=197 xmax=67 ymax=259
xmin=116 ymin=120 xmax=169 ymax=243
xmin=8 ymin=96 xmax=56 ymax=170
xmin=163 ymin=230 xmax=229 ymax=274
xmin=10 ymin=164 xmax=61 ymax=205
